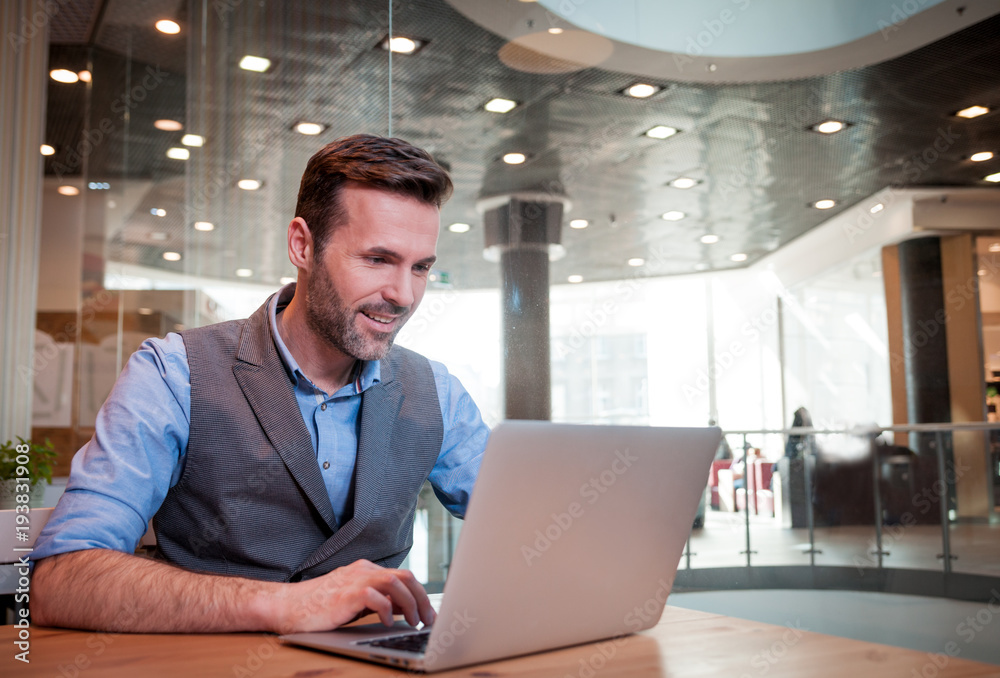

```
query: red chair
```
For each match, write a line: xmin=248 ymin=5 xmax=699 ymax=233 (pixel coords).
xmin=708 ymin=460 xmax=733 ymax=510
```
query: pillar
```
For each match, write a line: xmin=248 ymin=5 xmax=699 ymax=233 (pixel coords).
xmin=0 ymin=1 xmax=48 ymax=440
xmin=482 ymin=196 xmax=565 ymax=420
xmin=884 ymin=235 xmax=990 ymax=519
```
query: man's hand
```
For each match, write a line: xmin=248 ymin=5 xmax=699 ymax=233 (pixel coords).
xmin=269 ymin=559 xmax=436 ymax=633
xmin=32 ymin=549 xmax=434 ymax=634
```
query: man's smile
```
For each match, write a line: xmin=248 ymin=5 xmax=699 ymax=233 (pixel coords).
xmin=361 ymin=310 xmax=396 ymax=325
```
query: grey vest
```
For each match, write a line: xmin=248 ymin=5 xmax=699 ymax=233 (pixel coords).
xmin=153 ymin=294 xmax=443 ymax=582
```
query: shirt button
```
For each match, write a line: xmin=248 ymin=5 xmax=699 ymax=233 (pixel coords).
xmin=320 ymin=403 xmax=327 ymax=411
xmin=323 ymin=461 xmax=330 ymax=470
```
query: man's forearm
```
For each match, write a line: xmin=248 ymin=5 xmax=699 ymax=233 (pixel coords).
xmin=31 ymin=549 xmax=279 ymax=633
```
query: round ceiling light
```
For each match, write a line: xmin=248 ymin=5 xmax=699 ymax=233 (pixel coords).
xmin=625 ymin=83 xmax=658 ymax=98
xmin=155 ymin=19 xmax=181 ymax=34
xmin=50 ymin=69 xmax=79 ymax=83
xmin=154 ymin=119 xmax=183 ymax=131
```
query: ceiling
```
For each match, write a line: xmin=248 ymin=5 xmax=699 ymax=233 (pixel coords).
xmin=43 ymin=0 xmax=1000 ymax=290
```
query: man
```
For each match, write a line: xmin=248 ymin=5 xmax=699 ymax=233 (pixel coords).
xmin=31 ymin=134 xmax=489 ymax=634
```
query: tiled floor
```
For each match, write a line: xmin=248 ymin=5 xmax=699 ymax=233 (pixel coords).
xmin=685 ymin=508 xmax=1000 ymax=577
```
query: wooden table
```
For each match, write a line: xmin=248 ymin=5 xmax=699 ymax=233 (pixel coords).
xmin=3 ymin=606 xmax=998 ymax=677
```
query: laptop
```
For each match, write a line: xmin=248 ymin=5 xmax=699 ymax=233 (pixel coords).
xmin=281 ymin=420 xmax=720 ymax=672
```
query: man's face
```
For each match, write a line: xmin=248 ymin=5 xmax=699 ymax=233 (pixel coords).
xmin=304 ymin=183 xmax=440 ymax=361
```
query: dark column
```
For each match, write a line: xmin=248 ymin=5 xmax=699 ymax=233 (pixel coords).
xmin=896 ymin=236 xmax=955 ymax=511
xmin=501 ymin=248 xmax=550 ymax=419
xmin=483 ymin=198 xmax=563 ymax=420
xmin=898 ymin=237 xmax=951 ymax=429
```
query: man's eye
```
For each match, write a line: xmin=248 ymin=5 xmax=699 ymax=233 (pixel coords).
xmin=367 ymin=257 xmax=385 ymax=264
xmin=414 ymin=264 xmax=431 ymax=274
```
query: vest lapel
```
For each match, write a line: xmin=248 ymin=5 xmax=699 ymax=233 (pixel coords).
xmin=294 ymin=378 xmax=403 ymax=574
xmin=231 ymin=297 xmax=338 ymax=533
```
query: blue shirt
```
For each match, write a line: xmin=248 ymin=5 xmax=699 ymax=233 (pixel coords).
xmin=33 ymin=285 xmax=489 ymax=561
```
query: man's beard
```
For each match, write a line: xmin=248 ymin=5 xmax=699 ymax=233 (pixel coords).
xmin=304 ymin=264 xmax=410 ymax=361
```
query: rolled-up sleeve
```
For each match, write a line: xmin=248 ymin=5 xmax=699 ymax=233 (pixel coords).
xmin=32 ymin=333 xmax=191 ymax=561
xmin=427 ymin=361 xmax=490 ymax=518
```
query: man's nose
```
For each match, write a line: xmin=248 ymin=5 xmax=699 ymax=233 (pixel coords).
xmin=383 ymin=268 xmax=416 ymax=309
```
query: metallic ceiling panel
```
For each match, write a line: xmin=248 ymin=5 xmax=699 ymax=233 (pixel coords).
xmin=47 ymin=0 xmax=100 ymax=44
xmin=42 ymin=0 xmax=1000 ymax=290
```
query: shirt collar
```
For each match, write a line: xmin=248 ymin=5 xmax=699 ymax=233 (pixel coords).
xmin=269 ymin=282 xmax=381 ymax=395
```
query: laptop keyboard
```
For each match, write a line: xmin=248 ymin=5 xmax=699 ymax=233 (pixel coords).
xmin=358 ymin=629 xmax=431 ymax=654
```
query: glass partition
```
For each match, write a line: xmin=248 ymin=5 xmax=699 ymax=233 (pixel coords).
xmin=30 ymin=0 xmax=999 ymax=593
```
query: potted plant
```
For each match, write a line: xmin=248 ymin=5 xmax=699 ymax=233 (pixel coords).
xmin=0 ymin=437 xmax=58 ymax=510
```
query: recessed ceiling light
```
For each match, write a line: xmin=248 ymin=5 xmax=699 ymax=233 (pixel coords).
xmin=239 ymin=55 xmax=271 ymax=72
xmin=77 ymin=70 xmax=91 ymax=83
xmin=448 ymin=222 xmax=471 ymax=233
xmin=645 ymin=125 xmax=678 ymax=139
xmin=88 ymin=182 xmax=110 ymax=190
xmin=163 ymin=251 xmax=182 ymax=261
xmin=57 ymin=185 xmax=79 ymax=196
xmin=989 ymin=243 xmax=1000 ymax=253
xmin=235 ymin=268 xmax=254 ymax=277
xmin=137 ymin=307 xmax=154 ymax=315
xmin=623 ymin=83 xmax=659 ymax=98
xmin=813 ymin=199 xmax=836 ymax=209
xmin=569 ymin=219 xmax=589 ymax=229
xmin=150 ymin=208 xmax=166 ymax=217
xmin=50 ymin=69 xmax=79 ymax=83
xmin=155 ymin=19 xmax=181 ymax=34
xmin=154 ymin=119 xmax=183 ymax=131
xmin=567 ymin=275 xmax=583 ymax=283
xmin=627 ymin=258 xmax=645 ymax=267
xmin=484 ymin=98 xmax=518 ymax=114
xmin=502 ymin=152 xmax=526 ymax=165
xmin=548 ymin=27 xmax=563 ymax=34
xmin=731 ymin=253 xmax=748 ymax=262
xmin=181 ymin=134 xmax=204 ymax=147
xmin=661 ymin=211 xmax=686 ymax=221
xmin=984 ymin=172 xmax=1000 ymax=183
xmin=40 ymin=144 xmax=55 ymax=156
xmin=150 ymin=232 xmax=168 ymax=241
xmin=166 ymin=147 xmax=189 ymax=160
xmin=294 ymin=122 xmax=326 ymax=135
xmin=279 ymin=276 xmax=296 ymax=285
xmin=870 ymin=203 xmax=884 ymax=214
xmin=955 ymin=105 xmax=989 ymax=119
xmin=380 ymin=36 xmax=425 ymax=54
xmin=669 ymin=177 xmax=699 ymax=189
xmin=970 ymin=151 xmax=994 ymax=162
xmin=238 ymin=179 xmax=262 ymax=190
xmin=811 ymin=120 xmax=847 ymax=134
xmin=194 ymin=221 xmax=215 ymax=231
xmin=700 ymin=234 xmax=720 ymax=244
xmin=979 ymin=269 xmax=988 ymax=276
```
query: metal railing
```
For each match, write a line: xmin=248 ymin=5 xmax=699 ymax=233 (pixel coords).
xmin=687 ymin=421 xmax=999 ymax=575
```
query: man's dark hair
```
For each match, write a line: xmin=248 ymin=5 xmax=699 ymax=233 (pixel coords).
xmin=295 ymin=134 xmax=453 ymax=252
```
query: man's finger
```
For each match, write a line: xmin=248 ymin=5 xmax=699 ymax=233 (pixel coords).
xmin=391 ymin=569 xmax=435 ymax=626
xmin=362 ymin=587 xmax=394 ymax=627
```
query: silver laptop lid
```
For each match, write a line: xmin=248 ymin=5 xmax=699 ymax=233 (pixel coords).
xmin=424 ymin=421 xmax=720 ymax=671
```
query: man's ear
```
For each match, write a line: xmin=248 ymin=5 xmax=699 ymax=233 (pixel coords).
xmin=288 ymin=217 xmax=314 ymax=269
